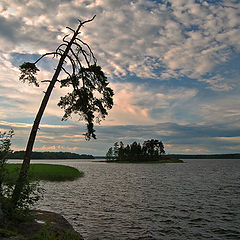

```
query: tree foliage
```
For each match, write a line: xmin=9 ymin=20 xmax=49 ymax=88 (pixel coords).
xmin=58 ymin=64 xmax=114 ymax=140
xmin=106 ymin=147 xmax=114 ymax=161
xmin=19 ymin=62 xmax=40 ymax=87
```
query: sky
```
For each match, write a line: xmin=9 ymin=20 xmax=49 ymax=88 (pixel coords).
xmin=0 ymin=0 xmax=240 ymax=156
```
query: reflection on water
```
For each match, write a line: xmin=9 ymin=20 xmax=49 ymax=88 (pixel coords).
xmin=19 ymin=159 xmax=240 ymax=239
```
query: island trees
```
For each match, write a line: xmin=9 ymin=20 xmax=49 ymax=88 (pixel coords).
xmin=142 ymin=139 xmax=165 ymax=156
xmin=106 ymin=139 xmax=166 ymax=162
xmin=11 ymin=16 xmax=114 ymax=207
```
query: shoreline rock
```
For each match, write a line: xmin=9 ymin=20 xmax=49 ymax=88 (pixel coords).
xmin=1 ymin=209 xmax=84 ymax=240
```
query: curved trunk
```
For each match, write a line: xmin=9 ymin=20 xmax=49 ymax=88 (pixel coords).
xmin=11 ymin=26 xmax=81 ymax=207
xmin=11 ymin=79 xmax=57 ymax=206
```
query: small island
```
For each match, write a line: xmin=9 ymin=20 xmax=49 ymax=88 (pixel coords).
xmin=105 ymin=139 xmax=183 ymax=163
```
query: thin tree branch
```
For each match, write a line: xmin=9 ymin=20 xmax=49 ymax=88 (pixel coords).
xmin=56 ymin=48 xmax=65 ymax=55
xmin=72 ymin=42 xmax=91 ymax=60
xmin=69 ymin=47 xmax=84 ymax=70
xmin=66 ymin=26 xmax=76 ymax=33
xmin=70 ymin=41 xmax=91 ymax=68
xmin=41 ymin=80 xmax=51 ymax=83
xmin=56 ymin=43 xmax=68 ymax=51
xmin=34 ymin=52 xmax=60 ymax=64
xmin=63 ymin=34 xmax=70 ymax=43
xmin=65 ymin=54 xmax=77 ymax=76
xmin=61 ymin=66 xmax=72 ymax=79
xmin=78 ymin=47 xmax=91 ymax=68
xmin=78 ymin=15 xmax=96 ymax=25
xmin=75 ymin=37 xmax=96 ymax=62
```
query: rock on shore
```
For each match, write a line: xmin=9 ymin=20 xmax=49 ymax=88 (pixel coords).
xmin=1 ymin=209 xmax=84 ymax=240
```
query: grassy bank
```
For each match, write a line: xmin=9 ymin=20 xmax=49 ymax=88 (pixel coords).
xmin=4 ymin=164 xmax=84 ymax=182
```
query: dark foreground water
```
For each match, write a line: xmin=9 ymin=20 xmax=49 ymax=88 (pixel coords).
xmin=26 ymin=159 xmax=240 ymax=239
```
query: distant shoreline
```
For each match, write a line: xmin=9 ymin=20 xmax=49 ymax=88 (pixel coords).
xmin=168 ymin=153 xmax=240 ymax=159
xmin=8 ymin=151 xmax=94 ymax=159
xmin=96 ymin=153 xmax=240 ymax=160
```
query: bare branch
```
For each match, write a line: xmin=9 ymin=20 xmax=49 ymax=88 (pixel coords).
xmin=54 ymin=50 xmax=64 ymax=59
xmin=69 ymin=41 xmax=92 ymax=68
xmin=69 ymin=47 xmax=84 ymax=69
xmin=75 ymin=37 xmax=96 ymax=62
xmin=66 ymin=26 xmax=76 ymax=33
xmin=63 ymin=34 xmax=70 ymax=43
xmin=76 ymin=15 xmax=96 ymax=35
xmin=65 ymin=54 xmax=77 ymax=76
xmin=41 ymin=80 xmax=51 ymax=83
xmin=78 ymin=47 xmax=91 ymax=68
xmin=56 ymin=48 xmax=65 ymax=55
xmin=72 ymin=41 xmax=90 ymax=61
xmin=34 ymin=52 xmax=60 ymax=64
xmin=56 ymin=43 xmax=68 ymax=54
xmin=61 ymin=66 xmax=72 ymax=79
xmin=78 ymin=15 xmax=96 ymax=25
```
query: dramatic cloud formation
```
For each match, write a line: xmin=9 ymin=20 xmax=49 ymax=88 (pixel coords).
xmin=0 ymin=0 xmax=240 ymax=155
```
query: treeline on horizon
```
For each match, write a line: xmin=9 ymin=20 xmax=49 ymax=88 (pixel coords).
xmin=169 ymin=153 xmax=240 ymax=159
xmin=8 ymin=151 xmax=94 ymax=159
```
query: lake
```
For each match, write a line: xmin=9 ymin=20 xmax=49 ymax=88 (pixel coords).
xmin=14 ymin=159 xmax=240 ymax=239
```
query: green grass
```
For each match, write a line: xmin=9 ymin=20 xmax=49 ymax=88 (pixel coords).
xmin=4 ymin=164 xmax=84 ymax=182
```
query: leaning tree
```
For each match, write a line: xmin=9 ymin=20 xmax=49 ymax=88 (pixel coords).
xmin=11 ymin=16 xmax=114 ymax=206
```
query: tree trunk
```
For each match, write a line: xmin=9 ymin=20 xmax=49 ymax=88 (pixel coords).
xmin=11 ymin=25 xmax=81 ymax=207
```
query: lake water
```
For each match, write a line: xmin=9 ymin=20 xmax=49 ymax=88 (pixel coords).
xmin=15 ymin=159 xmax=240 ymax=240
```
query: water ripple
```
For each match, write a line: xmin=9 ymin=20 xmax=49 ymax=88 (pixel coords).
xmin=35 ymin=159 xmax=240 ymax=240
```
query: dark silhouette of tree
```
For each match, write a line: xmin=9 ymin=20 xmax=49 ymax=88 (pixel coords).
xmin=106 ymin=147 xmax=114 ymax=161
xmin=113 ymin=142 xmax=119 ymax=159
xmin=125 ymin=144 xmax=131 ymax=159
xmin=11 ymin=16 xmax=114 ymax=206
xmin=118 ymin=141 xmax=124 ymax=161
xmin=143 ymin=139 xmax=165 ymax=157
xmin=158 ymin=141 xmax=165 ymax=156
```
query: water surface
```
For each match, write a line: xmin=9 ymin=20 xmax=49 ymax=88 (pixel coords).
xmin=21 ymin=159 xmax=240 ymax=239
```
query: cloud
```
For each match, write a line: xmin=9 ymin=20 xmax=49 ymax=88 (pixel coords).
xmin=33 ymin=145 xmax=79 ymax=152
xmin=1 ymin=0 xmax=239 ymax=87
xmin=103 ymin=82 xmax=198 ymax=125
xmin=200 ymin=74 xmax=234 ymax=92
xmin=199 ymin=96 xmax=240 ymax=124
xmin=216 ymin=136 xmax=240 ymax=143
